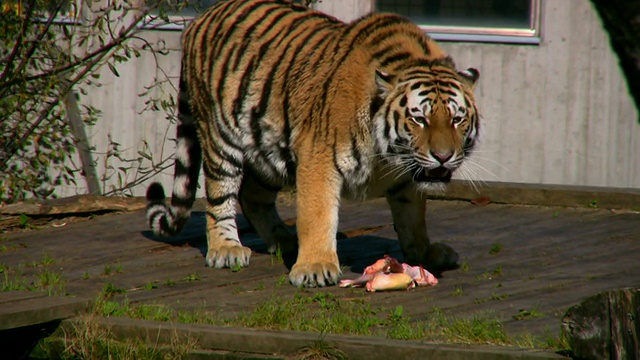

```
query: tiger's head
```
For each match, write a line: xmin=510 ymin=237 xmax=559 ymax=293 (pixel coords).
xmin=374 ymin=62 xmax=480 ymax=188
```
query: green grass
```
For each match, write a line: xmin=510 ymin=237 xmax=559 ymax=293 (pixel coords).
xmin=103 ymin=263 xmax=123 ymax=277
xmin=18 ymin=213 xmax=34 ymax=229
xmin=143 ymin=281 xmax=158 ymax=290
xmin=275 ymin=274 xmax=288 ymax=286
xmin=460 ymin=258 xmax=470 ymax=272
xmin=297 ymin=334 xmax=348 ymax=360
xmin=491 ymin=265 xmax=503 ymax=277
xmin=30 ymin=314 xmax=196 ymax=360
xmin=513 ymin=307 xmax=544 ymax=320
xmin=270 ymin=244 xmax=284 ymax=265
xmin=101 ymin=282 xmax=126 ymax=297
xmin=1 ymin=261 xmax=66 ymax=295
xmin=31 ymin=290 xmax=569 ymax=359
xmin=490 ymin=292 xmax=509 ymax=301
xmin=82 ymin=291 xmax=565 ymax=348
xmin=184 ymin=272 xmax=200 ymax=282
xmin=436 ymin=309 xmax=508 ymax=345
xmin=488 ymin=243 xmax=503 ymax=255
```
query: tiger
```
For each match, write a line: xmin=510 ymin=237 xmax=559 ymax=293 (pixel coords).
xmin=146 ymin=0 xmax=480 ymax=288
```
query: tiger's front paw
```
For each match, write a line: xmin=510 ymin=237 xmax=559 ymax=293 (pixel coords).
xmin=289 ymin=261 xmax=341 ymax=287
xmin=205 ymin=244 xmax=252 ymax=269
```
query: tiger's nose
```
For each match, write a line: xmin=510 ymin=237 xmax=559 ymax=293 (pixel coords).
xmin=430 ymin=150 xmax=453 ymax=164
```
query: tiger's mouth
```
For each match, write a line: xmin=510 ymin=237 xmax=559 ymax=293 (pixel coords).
xmin=415 ymin=167 xmax=452 ymax=183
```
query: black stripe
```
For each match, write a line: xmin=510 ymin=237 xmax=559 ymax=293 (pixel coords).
xmin=207 ymin=193 xmax=237 ymax=207
xmin=350 ymin=132 xmax=363 ymax=170
xmin=159 ymin=215 xmax=173 ymax=234
xmin=213 ymin=43 xmax=238 ymax=129
xmin=399 ymin=95 xmax=408 ymax=107
xmin=419 ymin=97 xmax=432 ymax=106
xmin=171 ymin=195 xmax=195 ymax=208
xmin=393 ymin=110 xmax=400 ymax=123
xmin=281 ymin=28 xmax=338 ymax=176
xmin=233 ymin=54 xmax=256 ymax=117
xmin=285 ymin=22 xmax=338 ymax=127
xmin=177 ymin=73 xmax=192 ymax=122
xmin=208 ymin=3 xmax=273 ymax=109
xmin=198 ymin=1 xmax=241 ymax=91
xmin=380 ymin=52 xmax=413 ymax=68
xmin=232 ymin=8 xmax=290 ymax=72
xmin=410 ymin=82 xmax=424 ymax=90
xmin=418 ymin=87 xmax=435 ymax=97
xmin=371 ymin=44 xmax=396 ymax=61
xmin=201 ymin=154 xmax=241 ymax=179
xmin=383 ymin=106 xmax=392 ymax=138
xmin=177 ymin=123 xmax=203 ymax=184
xmin=370 ymin=95 xmax=384 ymax=119
xmin=317 ymin=16 xmax=405 ymax=122
xmin=206 ymin=211 xmax=235 ymax=223
xmin=205 ymin=141 xmax=243 ymax=170
xmin=147 ymin=208 xmax=168 ymax=224
xmin=436 ymin=87 xmax=460 ymax=97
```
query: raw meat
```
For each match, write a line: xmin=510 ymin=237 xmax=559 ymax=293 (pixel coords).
xmin=339 ymin=255 xmax=438 ymax=291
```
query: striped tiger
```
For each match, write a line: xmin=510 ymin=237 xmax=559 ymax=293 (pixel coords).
xmin=146 ymin=0 xmax=480 ymax=287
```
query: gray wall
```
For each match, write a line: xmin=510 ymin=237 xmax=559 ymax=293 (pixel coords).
xmin=57 ymin=0 xmax=639 ymax=197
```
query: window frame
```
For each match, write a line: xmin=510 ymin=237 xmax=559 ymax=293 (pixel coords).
xmin=28 ymin=0 xmax=84 ymax=25
xmin=381 ymin=0 xmax=543 ymax=45
xmin=140 ymin=0 xmax=217 ymax=31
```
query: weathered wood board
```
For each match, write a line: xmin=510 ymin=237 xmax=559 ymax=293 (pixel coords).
xmin=1 ymin=194 xmax=639 ymax=345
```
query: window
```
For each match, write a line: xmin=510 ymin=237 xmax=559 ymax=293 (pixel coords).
xmin=144 ymin=0 xmax=219 ymax=30
xmin=376 ymin=0 xmax=541 ymax=44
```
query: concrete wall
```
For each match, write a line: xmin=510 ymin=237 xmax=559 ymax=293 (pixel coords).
xmin=58 ymin=0 xmax=639 ymax=197
xmin=441 ymin=0 xmax=640 ymax=188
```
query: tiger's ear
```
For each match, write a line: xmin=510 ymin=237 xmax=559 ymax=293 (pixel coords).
xmin=458 ymin=68 xmax=479 ymax=89
xmin=375 ymin=69 xmax=395 ymax=99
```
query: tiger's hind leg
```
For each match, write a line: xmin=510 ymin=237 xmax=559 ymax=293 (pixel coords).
xmin=202 ymin=152 xmax=252 ymax=269
xmin=239 ymin=172 xmax=298 ymax=268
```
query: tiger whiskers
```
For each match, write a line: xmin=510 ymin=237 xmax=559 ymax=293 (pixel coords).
xmin=378 ymin=154 xmax=418 ymax=181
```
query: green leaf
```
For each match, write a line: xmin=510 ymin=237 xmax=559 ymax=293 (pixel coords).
xmin=107 ymin=62 xmax=120 ymax=77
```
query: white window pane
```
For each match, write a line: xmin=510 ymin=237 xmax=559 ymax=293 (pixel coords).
xmin=376 ymin=0 xmax=539 ymax=43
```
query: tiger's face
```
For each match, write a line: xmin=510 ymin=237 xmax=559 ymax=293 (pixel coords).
xmin=375 ymin=66 xmax=479 ymax=186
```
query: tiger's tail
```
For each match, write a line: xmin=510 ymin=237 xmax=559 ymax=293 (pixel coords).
xmin=146 ymin=65 xmax=202 ymax=237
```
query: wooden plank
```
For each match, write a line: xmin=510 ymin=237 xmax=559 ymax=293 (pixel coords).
xmin=69 ymin=316 xmax=565 ymax=360
xmin=0 ymin=292 xmax=90 ymax=331
xmin=1 ymin=193 xmax=639 ymax=344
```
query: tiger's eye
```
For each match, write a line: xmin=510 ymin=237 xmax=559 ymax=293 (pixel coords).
xmin=410 ymin=116 xmax=428 ymax=126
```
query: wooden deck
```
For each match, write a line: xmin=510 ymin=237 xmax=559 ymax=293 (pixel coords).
xmin=1 ymin=184 xmax=640 ymax=353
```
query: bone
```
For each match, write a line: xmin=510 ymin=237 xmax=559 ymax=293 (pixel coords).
xmin=365 ymin=273 xmax=415 ymax=292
